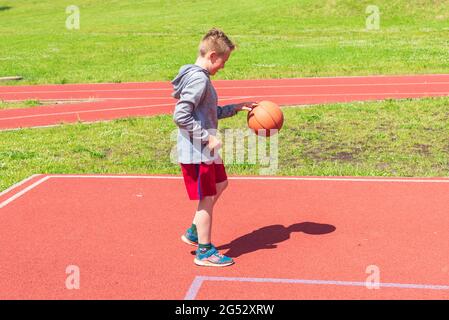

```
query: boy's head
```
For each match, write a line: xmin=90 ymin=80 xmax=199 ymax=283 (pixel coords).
xmin=197 ymin=28 xmax=235 ymax=75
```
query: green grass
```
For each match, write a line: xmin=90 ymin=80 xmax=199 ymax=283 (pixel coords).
xmin=0 ymin=0 xmax=448 ymax=84
xmin=2 ymin=96 xmax=449 ymax=192
xmin=0 ymin=100 xmax=42 ymax=109
xmin=2 ymin=1 xmax=448 ymax=191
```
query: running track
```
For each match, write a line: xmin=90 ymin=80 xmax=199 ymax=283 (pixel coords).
xmin=0 ymin=174 xmax=448 ymax=299
xmin=1 ymin=74 xmax=449 ymax=130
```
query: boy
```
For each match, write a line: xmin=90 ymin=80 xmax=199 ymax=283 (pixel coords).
xmin=172 ymin=28 xmax=256 ymax=267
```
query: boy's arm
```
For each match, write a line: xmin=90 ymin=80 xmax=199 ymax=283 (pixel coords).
xmin=217 ymin=102 xmax=258 ymax=119
xmin=217 ymin=104 xmax=238 ymax=119
xmin=173 ymin=77 xmax=210 ymax=144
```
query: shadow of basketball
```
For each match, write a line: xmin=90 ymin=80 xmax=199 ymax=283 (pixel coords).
xmin=214 ymin=222 xmax=336 ymax=258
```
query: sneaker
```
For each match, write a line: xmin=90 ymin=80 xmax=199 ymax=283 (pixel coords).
xmin=194 ymin=245 xmax=234 ymax=267
xmin=181 ymin=228 xmax=198 ymax=246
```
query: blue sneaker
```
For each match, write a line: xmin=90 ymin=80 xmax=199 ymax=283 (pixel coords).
xmin=194 ymin=245 xmax=234 ymax=267
xmin=181 ymin=228 xmax=198 ymax=247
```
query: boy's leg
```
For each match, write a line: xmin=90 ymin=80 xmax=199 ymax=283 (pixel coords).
xmin=182 ymin=163 xmax=234 ymax=266
xmin=193 ymin=180 xmax=227 ymax=224
xmin=213 ymin=180 xmax=228 ymax=206
xmin=195 ymin=195 xmax=215 ymax=245
xmin=193 ymin=167 xmax=228 ymax=224
xmin=181 ymin=162 xmax=233 ymax=265
xmin=181 ymin=163 xmax=217 ymax=245
xmin=212 ymin=162 xmax=228 ymax=206
xmin=194 ymin=193 xmax=234 ymax=267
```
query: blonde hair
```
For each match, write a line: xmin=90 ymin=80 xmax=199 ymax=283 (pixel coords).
xmin=198 ymin=28 xmax=235 ymax=57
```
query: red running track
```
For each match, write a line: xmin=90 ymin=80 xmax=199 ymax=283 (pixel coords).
xmin=0 ymin=174 xmax=448 ymax=299
xmin=1 ymin=74 xmax=449 ymax=130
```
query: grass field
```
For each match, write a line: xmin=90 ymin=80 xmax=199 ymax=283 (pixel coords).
xmin=1 ymin=1 xmax=448 ymax=191
xmin=1 ymin=96 xmax=449 ymax=192
xmin=0 ymin=100 xmax=42 ymax=109
xmin=0 ymin=99 xmax=90 ymax=109
xmin=0 ymin=0 xmax=448 ymax=85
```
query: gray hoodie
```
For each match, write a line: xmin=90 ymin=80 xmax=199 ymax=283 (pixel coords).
xmin=172 ymin=64 xmax=238 ymax=163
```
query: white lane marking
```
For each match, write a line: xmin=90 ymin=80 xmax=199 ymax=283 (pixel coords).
xmin=0 ymin=176 xmax=50 ymax=209
xmin=0 ymin=174 xmax=41 ymax=197
xmin=0 ymin=97 xmax=248 ymax=121
xmin=2 ymin=173 xmax=448 ymax=209
xmin=2 ymin=81 xmax=449 ymax=95
xmin=184 ymin=275 xmax=449 ymax=300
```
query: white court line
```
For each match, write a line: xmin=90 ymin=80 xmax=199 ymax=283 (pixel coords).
xmin=0 ymin=103 xmax=174 ymax=121
xmin=7 ymin=89 xmax=449 ymax=102
xmin=0 ymin=175 xmax=182 ymax=208
xmin=1 ymin=74 xmax=448 ymax=90
xmin=0 ymin=174 xmax=41 ymax=198
xmin=12 ymin=174 xmax=449 ymax=182
xmin=2 ymin=81 xmax=449 ymax=95
xmin=0 ymin=97 xmax=248 ymax=121
xmin=1 ymin=174 xmax=448 ymax=209
xmin=5 ymin=95 xmax=242 ymax=103
xmin=2 ymin=92 xmax=449 ymax=122
xmin=0 ymin=176 xmax=50 ymax=209
xmin=184 ymin=276 xmax=449 ymax=300
xmin=216 ymin=92 xmax=449 ymax=101
xmin=49 ymin=91 xmax=447 ymax=102
xmin=29 ymin=174 xmax=449 ymax=183
xmin=47 ymin=175 xmax=183 ymax=180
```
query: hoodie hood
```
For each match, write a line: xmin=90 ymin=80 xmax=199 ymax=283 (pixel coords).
xmin=171 ymin=64 xmax=209 ymax=99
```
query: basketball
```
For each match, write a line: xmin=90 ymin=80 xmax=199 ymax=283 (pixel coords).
xmin=247 ymin=100 xmax=284 ymax=137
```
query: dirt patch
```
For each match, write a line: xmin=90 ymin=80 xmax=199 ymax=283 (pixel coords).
xmin=42 ymin=99 xmax=100 ymax=105
xmin=376 ymin=163 xmax=390 ymax=171
xmin=413 ymin=143 xmax=431 ymax=156
xmin=104 ymin=148 xmax=113 ymax=158
xmin=302 ymin=148 xmax=323 ymax=162
xmin=303 ymin=144 xmax=362 ymax=163
xmin=443 ymin=144 xmax=449 ymax=155
xmin=331 ymin=151 xmax=355 ymax=161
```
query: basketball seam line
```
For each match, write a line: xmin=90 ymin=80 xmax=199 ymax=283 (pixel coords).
xmin=249 ymin=112 xmax=265 ymax=132
xmin=256 ymin=103 xmax=281 ymax=130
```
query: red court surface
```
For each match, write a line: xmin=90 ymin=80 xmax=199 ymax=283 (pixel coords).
xmin=1 ymin=74 xmax=449 ymax=130
xmin=0 ymin=174 xmax=448 ymax=299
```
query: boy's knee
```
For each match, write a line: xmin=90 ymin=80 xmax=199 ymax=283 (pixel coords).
xmin=217 ymin=180 xmax=228 ymax=192
xmin=201 ymin=195 xmax=215 ymax=203
xmin=199 ymin=195 xmax=215 ymax=205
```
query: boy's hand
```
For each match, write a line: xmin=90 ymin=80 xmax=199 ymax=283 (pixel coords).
xmin=235 ymin=102 xmax=258 ymax=112
xmin=208 ymin=135 xmax=222 ymax=151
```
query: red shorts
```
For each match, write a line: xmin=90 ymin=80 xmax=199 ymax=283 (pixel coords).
xmin=180 ymin=162 xmax=228 ymax=200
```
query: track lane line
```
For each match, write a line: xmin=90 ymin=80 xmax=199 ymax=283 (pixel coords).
xmin=0 ymin=97 xmax=249 ymax=121
xmin=184 ymin=276 xmax=449 ymax=300
xmin=18 ymin=173 xmax=449 ymax=182
xmin=0 ymin=176 xmax=50 ymax=209
xmin=0 ymin=174 xmax=42 ymax=198
xmin=2 ymin=92 xmax=448 ymax=122
xmin=2 ymin=74 xmax=449 ymax=94
xmin=5 ymin=88 xmax=449 ymax=102
xmin=2 ymin=81 xmax=449 ymax=96
xmin=2 ymin=173 xmax=448 ymax=208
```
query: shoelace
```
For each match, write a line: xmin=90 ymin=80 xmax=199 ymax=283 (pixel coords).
xmin=213 ymin=250 xmax=225 ymax=259
xmin=200 ymin=246 xmax=226 ymax=259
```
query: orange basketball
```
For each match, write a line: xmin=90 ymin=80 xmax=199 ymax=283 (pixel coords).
xmin=247 ymin=100 xmax=284 ymax=137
